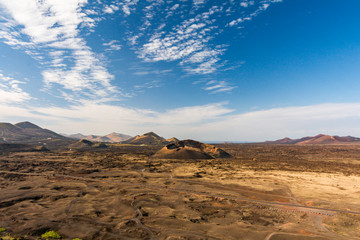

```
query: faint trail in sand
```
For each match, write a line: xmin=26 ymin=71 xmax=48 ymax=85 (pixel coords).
xmin=264 ymin=231 xmax=327 ymax=240
xmin=130 ymin=194 xmax=157 ymax=240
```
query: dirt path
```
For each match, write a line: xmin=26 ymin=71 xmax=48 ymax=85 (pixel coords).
xmin=264 ymin=231 xmax=328 ymax=240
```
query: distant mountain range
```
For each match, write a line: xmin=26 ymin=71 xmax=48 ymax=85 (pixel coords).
xmin=62 ymin=132 xmax=132 ymax=143
xmin=266 ymin=134 xmax=360 ymax=145
xmin=0 ymin=121 xmax=179 ymax=147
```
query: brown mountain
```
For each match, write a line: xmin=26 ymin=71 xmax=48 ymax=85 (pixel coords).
xmin=122 ymin=132 xmax=169 ymax=145
xmin=0 ymin=121 xmax=68 ymax=143
xmin=152 ymin=140 xmax=232 ymax=159
xmin=266 ymin=134 xmax=360 ymax=145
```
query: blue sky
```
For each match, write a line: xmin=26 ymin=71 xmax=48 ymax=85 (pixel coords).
xmin=0 ymin=0 xmax=360 ymax=141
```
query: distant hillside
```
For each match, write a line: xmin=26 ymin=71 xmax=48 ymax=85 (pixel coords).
xmin=122 ymin=132 xmax=171 ymax=145
xmin=266 ymin=134 xmax=360 ymax=145
xmin=63 ymin=132 xmax=132 ymax=143
xmin=0 ymin=121 xmax=75 ymax=149
xmin=0 ymin=121 xmax=68 ymax=143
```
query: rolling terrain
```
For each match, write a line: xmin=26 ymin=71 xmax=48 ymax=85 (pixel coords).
xmin=0 ymin=143 xmax=360 ymax=239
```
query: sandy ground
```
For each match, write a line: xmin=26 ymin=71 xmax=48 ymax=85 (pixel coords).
xmin=0 ymin=144 xmax=359 ymax=239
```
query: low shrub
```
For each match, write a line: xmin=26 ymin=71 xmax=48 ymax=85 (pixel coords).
xmin=41 ymin=230 xmax=61 ymax=239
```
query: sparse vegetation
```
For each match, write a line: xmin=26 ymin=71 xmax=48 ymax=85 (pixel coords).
xmin=41 ymin=231 xmax=61 ymax=239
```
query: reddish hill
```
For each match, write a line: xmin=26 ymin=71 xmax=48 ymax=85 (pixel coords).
xmin=266 ymin=134 xmax=360 ymax=145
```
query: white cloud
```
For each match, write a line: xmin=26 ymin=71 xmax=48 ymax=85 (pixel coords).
xmin=0 ymin=72 xmax=31 ymax=103
xmin=193 ymin=0 xmax=206 ymax=5
xmin=3 ymin=101 xmax=232 ymax=136
xmin=103 ymin=4 xmax=119 ymax=14
xmin=193 ymin=103 xmax=360 ymax=141
xmin=138 ymin=6 xmax=224 ymax=74
xmin=2 ymin=102 xmax=360 ymax=142
xmin=203 ymin=80 xmax=236 ymax=93
xmin=227 ymin=0 xmax=281 ymax=27
xmin=120 ymin=0 xmax=139 ymax=16
xmin=0 ymin=0 xmax=118 ymax=102
xmin=134 ymin=80 xmax=161 ymax=89
xmin=240 ymin=1 xmax=254 ymax=8
xmin=103 ymin=40 xmax=121 ymax=51
xmin=130 ymin=1 xmax=282 ymax=75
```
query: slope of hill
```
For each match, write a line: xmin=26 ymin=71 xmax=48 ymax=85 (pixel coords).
xmin=266 ymin=134 xmax=360 ymax=145
xmin=0 ymin=121 xmax=68 ymax=143
xmin=166 ymin=137 xmax=179 ymax=143
xmin=16 ymin=121 xmax=66 ymax=139
xmin=122 ymin=132 xmax=170 ymax=145
xmin=0 ymin=122 xmax=29 ymax=142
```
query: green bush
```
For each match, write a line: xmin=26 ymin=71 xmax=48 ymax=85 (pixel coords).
xmin=41 ymin=230 xmax=61 ymax=239
xmin=72 ymin=238 xmax=82 ymax=240
xmin=0 ymin=227 xmax=5 ymax=232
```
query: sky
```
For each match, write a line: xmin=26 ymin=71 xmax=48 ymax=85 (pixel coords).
xmin=0 ymin=0 xmax=360 ymax=142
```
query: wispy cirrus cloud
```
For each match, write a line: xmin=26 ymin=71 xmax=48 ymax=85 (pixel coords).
xmin=227 ymin=0 xmax=281 ymax=27
xmin=204 ymin=80 xmax=236 ymax=93
xmin=0 ymin=72 xmax=31 ymax=103
xmin=124 ymin=0 xmax=282 ymax=76
xmin=134 ymin=80 xmax=161 ymax=90
xmin=0 ymin=0 xmax=119 ymax=102
xmin=103 ymin=40 xmax=121 ymax=51
xmin=137 ymin=5 xmax=224 ymax=74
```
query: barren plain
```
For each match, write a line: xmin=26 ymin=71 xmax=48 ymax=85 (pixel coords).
xmin=0 ymin=144 xmax=360 ymax=239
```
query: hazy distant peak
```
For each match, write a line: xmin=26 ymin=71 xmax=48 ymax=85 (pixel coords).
xmin=64 ymin=132 xmax=132 ymax=143
xmin=267 ymin=134 xmax=360 ymax=145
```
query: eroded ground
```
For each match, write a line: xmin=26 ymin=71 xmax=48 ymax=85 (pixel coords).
xmin=0 ymin=144 xmax=360 ymax=239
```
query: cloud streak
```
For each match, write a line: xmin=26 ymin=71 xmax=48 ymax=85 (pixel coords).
xmin=0 ymin=72 xmax=31 ymax=103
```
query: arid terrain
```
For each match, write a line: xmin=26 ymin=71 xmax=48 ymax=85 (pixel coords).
xmin=1 ymin=144 xmax=360 ymax=240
